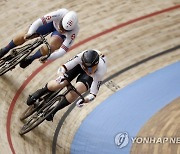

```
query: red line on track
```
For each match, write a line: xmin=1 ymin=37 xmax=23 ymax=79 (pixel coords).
xmin=6 ymin=5 xmax=180 ymax=154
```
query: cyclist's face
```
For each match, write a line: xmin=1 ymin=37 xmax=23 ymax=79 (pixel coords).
xmin=82 ymin=64 xmax=98 ymax=75
xmin=58 ymin=19 xmax=72 ymax=33
xmin=58 ymin=20 xmax=66 ymax=33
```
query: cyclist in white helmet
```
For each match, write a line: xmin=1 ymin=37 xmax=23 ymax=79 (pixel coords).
xmin=0 ymin=8 xmax=79 ymax=68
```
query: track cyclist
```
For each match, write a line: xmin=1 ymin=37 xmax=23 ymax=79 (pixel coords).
xmin=0 ymin=8 xmax=79 ymax=68
xmin=26 ymin=49 xmax=107 ymax=121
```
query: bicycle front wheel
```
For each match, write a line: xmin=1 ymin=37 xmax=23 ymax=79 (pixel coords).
xmin=19 ymin=95 xmax=64 ymax=135
xmin=20 ymin=104 xmax=41 ymax=121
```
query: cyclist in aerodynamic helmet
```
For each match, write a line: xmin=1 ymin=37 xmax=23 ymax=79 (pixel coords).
xmin=26 ymin=49 xmax=107 ymax=121
xmin=0 ymin=8 xmax=79 ymax=68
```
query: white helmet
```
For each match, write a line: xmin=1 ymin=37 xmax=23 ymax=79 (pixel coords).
xmin=62 ymin=11 xmax=78 ymax=31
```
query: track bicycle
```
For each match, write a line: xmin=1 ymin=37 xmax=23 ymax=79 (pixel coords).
xmin=19 ymin=76 xmax=85 ymax=135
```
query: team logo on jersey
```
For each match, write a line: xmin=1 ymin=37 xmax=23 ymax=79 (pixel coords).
xmin=45 ymin=16 xmax=51 ymax=20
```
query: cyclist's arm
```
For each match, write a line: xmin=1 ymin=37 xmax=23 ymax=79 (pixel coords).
xmin=47 ymin=41 xmax=68 ymax=60
xmin=47 ymin=47 xmax=67 ymax=60
xmin=84 ymin=78 xmax=102 ymax=103
xmin=47 ymin=30 xmax=78 ymax=60
xmin=56 ymin=54 xmax=81 ymax=82
xmin=63 ymin=54 xmax=82 ymax=71
xmin=27 ymin=9 xmax=63 ymax=35
xmin=56 ymin=52 xmax=82 ymax=77
xmin=84 ymin=58 xmax=107 ymax=103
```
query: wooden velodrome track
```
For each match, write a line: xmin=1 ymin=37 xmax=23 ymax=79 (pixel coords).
xmin=0 ymin=0 xmax=179 ymax=154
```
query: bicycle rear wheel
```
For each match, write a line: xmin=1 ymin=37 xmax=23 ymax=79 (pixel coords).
xmin=0 ymin=47 xmax=32 ymax=76
xmin=0 ymin=38 xmax=43 ymax=76
xmin=19 ymin=95 xmax=64 ymax=135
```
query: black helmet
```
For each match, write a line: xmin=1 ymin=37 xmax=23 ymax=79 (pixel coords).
xmin=81 ymin=50 xmax=99 ymax=68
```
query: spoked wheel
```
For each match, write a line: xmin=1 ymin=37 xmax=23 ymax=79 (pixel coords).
xmin=19 ymin=95 xmax=63 ymax=135
xmin=0 ymin=46 xmax=32 ymax=76
xmin=20 ymin=104 xmax=42 ymax=121
xmin=0 ymin=38 xmax=43 ymax=76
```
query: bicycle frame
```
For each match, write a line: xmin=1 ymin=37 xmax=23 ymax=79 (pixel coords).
xmin=62 ymin=75 xmax=85 ymax=102
xmin=35 ymin=76 xmax=85 ymax=115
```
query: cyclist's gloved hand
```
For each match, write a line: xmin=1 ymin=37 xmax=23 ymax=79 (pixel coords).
xmin=57 ymin=66 xmax=66 ymax=76
xmin=76 ymin=99 xmax=84 ymax=108
xmin=24 ymin=33 xmax=39 ymax=40
xmin=55 ymin=75 xmax=65 ymax=84
xmin=24 ymin=33 xmax=32 ymax=40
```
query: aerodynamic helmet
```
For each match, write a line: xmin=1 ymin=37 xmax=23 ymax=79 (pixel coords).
xmin=62 ymin=11 xmax=78 ymax=31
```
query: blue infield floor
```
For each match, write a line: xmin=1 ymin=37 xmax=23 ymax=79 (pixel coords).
xmin=70 ymin=61 xmax=180 ymax=154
